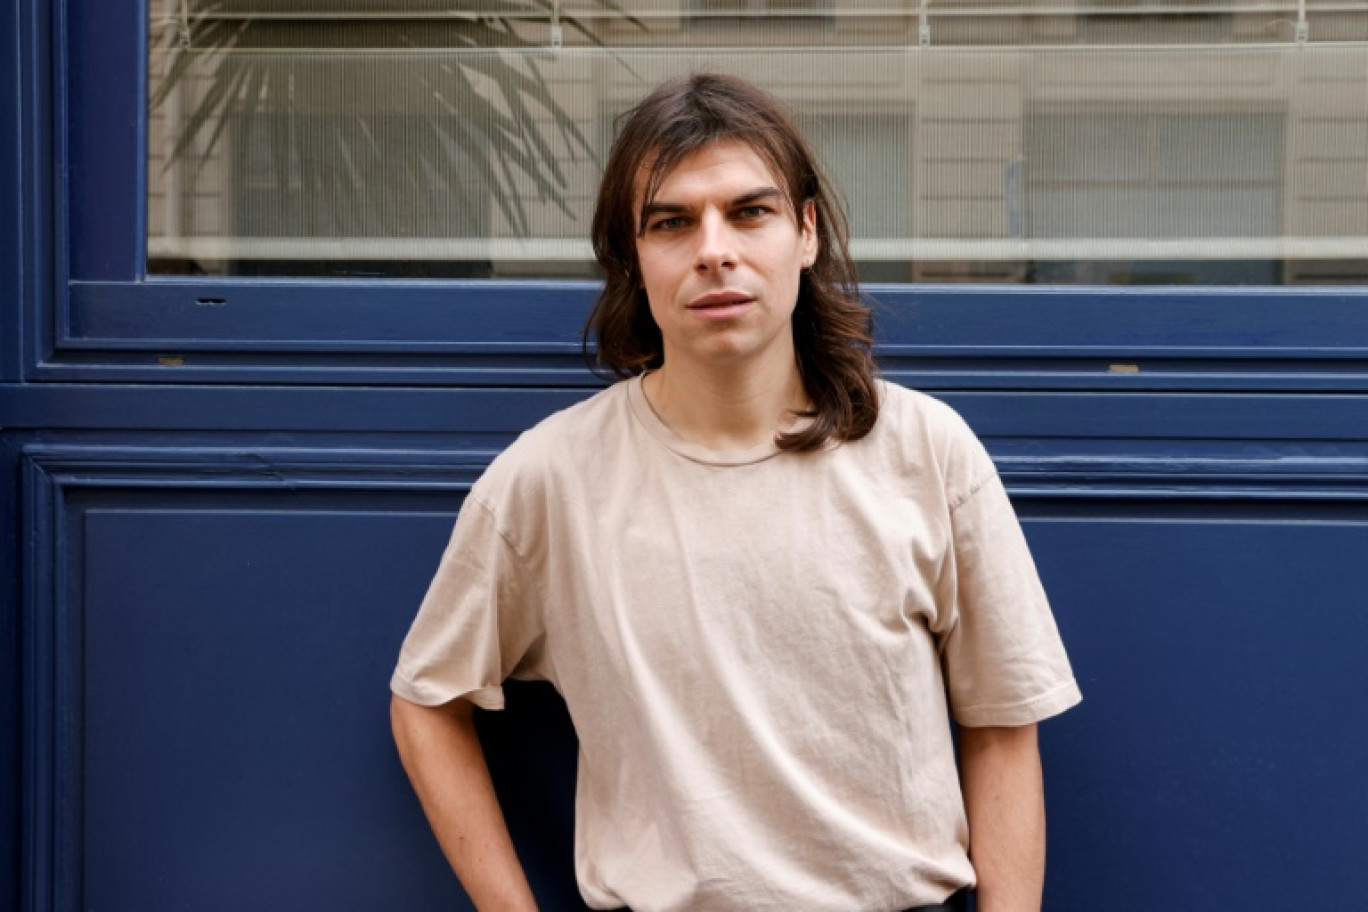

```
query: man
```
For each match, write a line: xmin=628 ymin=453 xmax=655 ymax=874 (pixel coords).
xmin=391 ymin=74 xmax=1080 ymax=912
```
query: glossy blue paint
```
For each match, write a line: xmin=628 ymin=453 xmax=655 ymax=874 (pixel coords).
xmin=65 ymin=280 xmax=602 ymax=346
xmin=17 ymin=446 xmax=588 ymax=911
xmin=1029 ymin=508 xmax=1368 ymax=909
xmin=16 ymin=441 xmax=1368 ymax=912
xmin=3 ymin=3 xmax=46 ymax=907
xmin=13 ymin=0 xmax=56 ymax=383
xmin=19 ymin=451 xmax=59 ymax=912
xmin=80 ymin=504 xmax=468 ymax=909
xmin=1 ymin=6 xmax=24 ymax=900
xmin=1 ymin=0 xmax=21 ymax=383
xmin=64 ymin=0 xmax=141 ymax=282
xmin=7 ymin=0 xmax=1368 ymax=909
xmin=60 ymin=281 xmax=1368 ymax=352
xmin=42 ymin=281 xmax=1368 ymax=390
xmin=2 ymin=0 xmax=52 ymax=386
xmin=8 ymin=385 xmax=1368 ymax=443
xmin=1 ymin=439 xmax=23 ymax=912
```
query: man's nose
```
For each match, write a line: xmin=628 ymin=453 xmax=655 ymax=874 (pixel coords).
xmin=694 ymin=211 xmax=737 ymax=272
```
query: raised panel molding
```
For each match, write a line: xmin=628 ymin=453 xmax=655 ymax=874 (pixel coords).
xmin=22 ymin=446 xmax=494 ymax=493
xmin=18 ymin=442 xmax=1368 ymax=911
xmin=19 ymin=445 xmax=487 ymax=912
xmin=18 ymin=440 xmax=1368 ymax=498
xmin=7 ymin=387 xmax=1368 ymax=444
xmin=44 ymin=284 xmax=1368 ymax=390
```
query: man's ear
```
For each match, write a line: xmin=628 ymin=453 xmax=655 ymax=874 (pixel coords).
xmin=801 ymin=199 xmax=819 ymax=268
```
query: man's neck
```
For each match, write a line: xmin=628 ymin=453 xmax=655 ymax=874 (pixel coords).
xmin=642 ymin=354 xmax=809 ymax=453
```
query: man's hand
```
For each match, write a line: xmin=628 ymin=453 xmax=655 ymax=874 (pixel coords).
xmin=391 ymin=694 xmax=539 ymax=912
xmin=959 ymin=723 xmax=1045 ymax=912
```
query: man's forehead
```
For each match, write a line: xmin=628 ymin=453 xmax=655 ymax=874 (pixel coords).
xmin=632 ymin=138 xmax=785 ymax=207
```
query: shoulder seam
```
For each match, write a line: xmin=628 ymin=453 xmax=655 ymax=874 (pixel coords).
xmin=948 ymin=470 xmax=997 ymax=515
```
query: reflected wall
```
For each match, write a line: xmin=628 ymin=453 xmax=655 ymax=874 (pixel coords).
xmin=147 ymin=2 xmax=1368 ymax=284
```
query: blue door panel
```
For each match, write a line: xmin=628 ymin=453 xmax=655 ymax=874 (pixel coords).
xmin=77 ymin=496 xmax=584 ymax=910
xmin=1029 ymin=510 xmax=1368 ymax=910
xmin=27 ymin=469 xmax=586 ymax=912
xmin=78 ymin=502 xmax=475 ymax=910
xmin=63 ymin=0 xmax=142 ymax=283
xmin=16 ymin=436 xmax=1368 ymax=910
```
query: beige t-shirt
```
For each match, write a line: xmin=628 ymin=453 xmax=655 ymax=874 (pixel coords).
xmin=392 ymin=377 xmax=1081 ymax=912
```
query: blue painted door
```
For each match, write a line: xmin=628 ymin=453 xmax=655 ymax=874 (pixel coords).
xmin=4 ymin=3 xmax=1368 ymax=911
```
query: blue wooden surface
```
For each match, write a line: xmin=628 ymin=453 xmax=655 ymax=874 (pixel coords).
xmin=65 ymin=280 xmax=1368 ymax=354
xmin=1031 ymin=509 xmax=1368 ymax=908
xmin=63 ymin=0 xmax=141 ymax=282
xmin=1 ymin=0 xmax=44 ymax=386
xmin=8 ymin=414 xmax=1368 ymax=911
xmin=2 ymin=1 xmax=21 ymax=898
xmin=5 ymin=0 xmax=1368 ymax=909
xmin=43 ymin=281 xmax=1368 ymax=389
xmin=8 ymin=385 xmax=1368 ymax=444
xmin=11 ymin=439 xmax=1368 ymax=911
xmin=79 ymin=504 xmax=468 ymax=909
xmin=3 ymin=3 xmax=40 ymax=910
xmin=32 ymin=279 xmax=1368 ymax=393
xmin=1 ymin=0 xmax=20 ymax=384
xmin=0 ymin=439 xmax=21 ymax=912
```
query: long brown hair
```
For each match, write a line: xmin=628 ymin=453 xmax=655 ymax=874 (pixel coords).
xmin=585 ymin=73 xmax=879 ymax=452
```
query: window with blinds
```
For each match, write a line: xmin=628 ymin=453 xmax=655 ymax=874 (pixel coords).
xmin=147 ymin=2 xmax=1368 ymax=284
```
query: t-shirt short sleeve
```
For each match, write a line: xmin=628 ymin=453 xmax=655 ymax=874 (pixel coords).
xmin=935 ymin=417 xmax=1082 ymax=728
xmin=390 ymin=494 xmax=549 ymax=711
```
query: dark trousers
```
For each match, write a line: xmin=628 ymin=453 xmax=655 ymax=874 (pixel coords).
xmin=903 ymin=888 xmax=971 ymax=912
xmin=622 ymin=888 xmax=972 ymax=912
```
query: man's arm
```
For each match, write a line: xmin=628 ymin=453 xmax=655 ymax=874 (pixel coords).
xmin=959 ymin=723 xmax=1046 ymax=912
xmin=391 ymin=694 xmax=539 ymax=912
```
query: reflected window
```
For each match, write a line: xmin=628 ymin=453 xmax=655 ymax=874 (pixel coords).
xmin=147 ymin=1 xmax=1368 ymax=284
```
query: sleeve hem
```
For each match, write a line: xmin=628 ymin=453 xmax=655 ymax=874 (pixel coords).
xmin=954 ymin=678 xmax=1082 ymax=728
xmin=390 ymin=671 xmax=506 ymax=712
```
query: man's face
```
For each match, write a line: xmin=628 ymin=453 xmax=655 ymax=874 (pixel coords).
xmin=633 ymin=140 xmax=817 ymax=373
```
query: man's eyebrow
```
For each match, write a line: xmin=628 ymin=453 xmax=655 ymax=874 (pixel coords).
xmin=732 ymin=187 xmax=785 ymax=207
xmin=640 ymin=186 xmax=786 ymax=221
xmin=640 ymin=200 xmax=690 ymax=220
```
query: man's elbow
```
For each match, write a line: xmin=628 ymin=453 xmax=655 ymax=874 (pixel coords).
xmin=392 ymin=693 xmax=475 ymax=748
xmin=959 ymin=722 xmax=1039 ymax=763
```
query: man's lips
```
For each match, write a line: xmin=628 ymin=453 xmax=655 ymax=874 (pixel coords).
xmin=687 ymin=291 xmax=754 ymax=309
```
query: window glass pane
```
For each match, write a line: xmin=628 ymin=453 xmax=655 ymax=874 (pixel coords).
xmin=147 ymin=2 xmax=1368 ymax=284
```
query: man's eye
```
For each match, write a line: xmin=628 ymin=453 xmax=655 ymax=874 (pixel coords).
xmin=737 ymin=206 xmax=770 ymax=220
xmin=651 ymin=216 xmax=688 ymax=231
